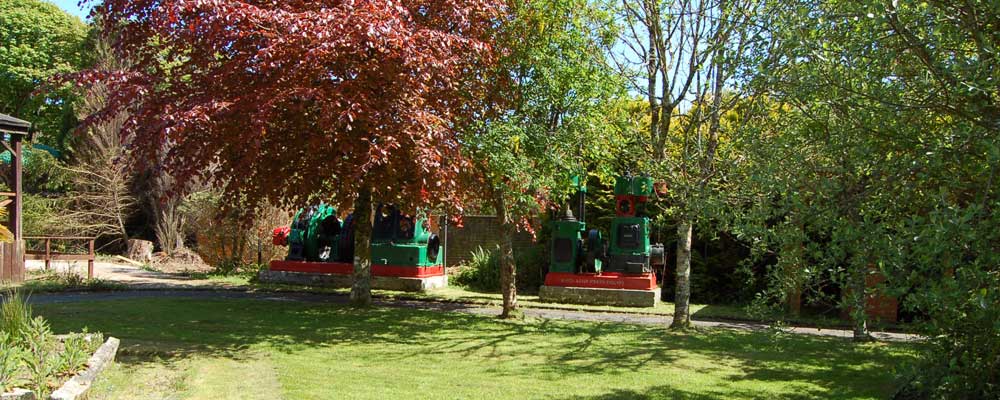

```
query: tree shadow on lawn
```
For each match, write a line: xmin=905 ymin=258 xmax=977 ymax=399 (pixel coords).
xmin=33 ymin=297 xmax=916 ymax=399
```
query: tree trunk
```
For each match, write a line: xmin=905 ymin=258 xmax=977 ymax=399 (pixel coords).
xmin=494 ymin=193 xmax=518 ymax=318
xmin=670 ymin=220 xmax=693 ymax=329
xmin=350 ymin=185 xmax=374 ymax=306
xmin=849 ymin=263 xmax=871 ymax=342
xmin=126 ymin=239 xmax=154 ymax=263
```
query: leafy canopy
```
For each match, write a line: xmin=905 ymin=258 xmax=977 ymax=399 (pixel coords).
xmin=0 ymin=0 xmax=89 ymax=149
xmin=464 ymin=0 xmax=624 ymax=228
xmin=79 ymin=0 xmax=505 ymax=215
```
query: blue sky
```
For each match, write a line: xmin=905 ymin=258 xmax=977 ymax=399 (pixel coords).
xmin=50 ymin=0 xmax=92 ymax=20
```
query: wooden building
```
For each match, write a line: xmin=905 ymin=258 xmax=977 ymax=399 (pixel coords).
xmin=0 ymin=113 xmax=29 ymax=283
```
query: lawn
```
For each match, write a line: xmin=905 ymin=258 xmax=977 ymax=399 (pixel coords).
xmin=186 ymin=272 xmax=858 ymax=329
xmin=33 ymin=298 xmax=918 ymax=399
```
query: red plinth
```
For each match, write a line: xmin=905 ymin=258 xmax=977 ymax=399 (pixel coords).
xmin=269 ymin=260 xmax=444 ymax=278
xmin=543 ymin=272 xmax=657 ymax=291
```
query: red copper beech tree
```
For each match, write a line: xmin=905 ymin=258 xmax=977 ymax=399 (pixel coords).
xmin=77 ymin=0 xmax=505 ymax=305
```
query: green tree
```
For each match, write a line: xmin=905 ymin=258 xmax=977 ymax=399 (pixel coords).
xmin=0 ymin=0 xmax=89 ymax=148
xmin=464 ymin=0 xmax=624 ymax=317
xmin=730 ymin=0 xmax=999 ymax=396
xmin=609 ymin=0 xmax=761 ymax=328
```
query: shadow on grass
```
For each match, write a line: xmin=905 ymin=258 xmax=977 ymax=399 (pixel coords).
xmin=33 ymin=297 xmax=916 ymax=399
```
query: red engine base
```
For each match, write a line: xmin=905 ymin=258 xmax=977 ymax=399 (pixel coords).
xmin=269 ymin=260 xmax=444 ymax=278
xmin=543 ymin=272 xmax=657 ymax=291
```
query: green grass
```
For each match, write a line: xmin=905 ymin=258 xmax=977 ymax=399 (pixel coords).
xmin=34 ymin=298 xmax=919 ymax=399
xmin=206 ymin=274 xmax=855 ymax=329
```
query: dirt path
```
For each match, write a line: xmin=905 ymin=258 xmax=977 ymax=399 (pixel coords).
xmin=26 ymin=260 xmax=247 ymax=289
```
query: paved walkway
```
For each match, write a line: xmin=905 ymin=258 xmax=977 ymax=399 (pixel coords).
xmin=22 ymin=261 xmax=921 ymax=342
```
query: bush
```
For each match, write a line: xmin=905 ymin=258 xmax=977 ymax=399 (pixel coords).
xmin=182 ymin=191 xmax=287 ymax=268
xmin=0 ymin=332 xmax=26 ymax=392
xmin=212 ymin=259 xmax=265 ymax=279
xmin=0 ymin=291 xmax=102 ymax=396
xmin=452 ymin=245 xmax=546 ymax=293
xmin=1 ymin=290 xmax=33 ymax=344
xmin=453 ymin=246 xmax=500 ymax=292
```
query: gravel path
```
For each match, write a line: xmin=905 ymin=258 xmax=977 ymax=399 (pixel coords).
xmin=27 ymin=260 xmax=246 ymax=289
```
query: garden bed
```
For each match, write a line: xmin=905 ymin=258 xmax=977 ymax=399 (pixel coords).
xmin=1 ymin=293 xmax=119 ymax=399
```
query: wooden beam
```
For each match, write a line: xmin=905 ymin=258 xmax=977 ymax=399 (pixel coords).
xmin=24 ymin=236 xmax=97 ymax=240
xmin=9 ymin=136 xmax=21 ymax=240
xmin=24 ymin=254 xmax=94 ymax=262
xmin=0 ymin=140 xmax=12 ymax=155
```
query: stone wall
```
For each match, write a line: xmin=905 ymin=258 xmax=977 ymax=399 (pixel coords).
xmin=438 ymin=215 xmax=539 ymax=267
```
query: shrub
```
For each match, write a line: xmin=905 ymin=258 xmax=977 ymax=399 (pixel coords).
xmin=0 ymin=291 xmax=104 ymax=396
xmin=182 ymin=191 xmax=287 ymax=268
xmin=0 ymin=332 xmax=25 ymax=392
xmin=453 ymin=246 xmax=501 ymax=292
xmin=452 ymin=245 xmax=547 ymax=293
xmin=21 ymin=316 xmax=55 ymax=397
xmin=1 ymin=291 xmax=33 ymax=344
xmin=212 ymin=259 xmax=266 ymax=280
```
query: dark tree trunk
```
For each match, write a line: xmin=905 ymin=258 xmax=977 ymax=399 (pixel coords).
xmin=849 ymin=262 xmax=872 ymax=342
xmin=494 ymin=193 xmax=517 ymax=318
xmin=350 ymin=185 xmax=374 ymax=306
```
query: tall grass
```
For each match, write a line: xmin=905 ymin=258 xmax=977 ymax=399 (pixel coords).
xmin=0 ymin=290 xmax=33 ymax=344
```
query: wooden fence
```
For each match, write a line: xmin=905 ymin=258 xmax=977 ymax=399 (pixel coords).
xmin=23 ymin=237 xmax=96 ymax=280
xmin=0 ymin=240 xmax=25 ymax=283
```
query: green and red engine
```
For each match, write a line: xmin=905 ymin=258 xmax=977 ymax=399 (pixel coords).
xmin=543 ymin=174 xmax=665 ymax=292
xmin=271 ymin=203 xmax=443 ymax=278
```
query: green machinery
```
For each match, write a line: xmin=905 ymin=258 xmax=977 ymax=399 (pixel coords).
xmin=370 ymin=204 xmax=441 ymax=266
xmin=284 ymin=203 xmax=441 ymax=267
xmin=606 ymin=175 xmax=664 ymax=274
xmin=286 ymin=204 xmax=346 ymax=262
xmin=549 ymin=176 xmax=605 ymax=274
xmin=548 ymin=175 xmax=664 ymax=276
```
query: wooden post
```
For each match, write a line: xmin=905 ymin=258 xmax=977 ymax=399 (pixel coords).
xmin=44 ymin=238 xmax=51 ymax=270
xmin=10 ymin=136 xmax=21 ymax=241
xmin=88 ymin=239 xmax=95 ymax=280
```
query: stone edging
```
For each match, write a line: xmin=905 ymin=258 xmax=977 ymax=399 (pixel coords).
xmin=49 ymin=336 xmax=120 ymax=400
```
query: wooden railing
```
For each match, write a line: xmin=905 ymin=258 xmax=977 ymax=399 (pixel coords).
xmin=23 ymin=236 xmax=96 ymax=279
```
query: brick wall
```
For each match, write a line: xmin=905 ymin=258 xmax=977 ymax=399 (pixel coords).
xmin=437 ymin=215 xmax=539 ymax=267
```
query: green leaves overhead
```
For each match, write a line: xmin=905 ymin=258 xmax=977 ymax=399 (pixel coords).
xmin=0 ymin=0 xmax=89 ymax=149
xmin=464 ymin=0 xmax=626 ymax=223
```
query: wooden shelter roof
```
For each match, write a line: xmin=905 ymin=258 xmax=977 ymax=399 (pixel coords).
xmin=0 ymin=113 xmax=31 ymax=136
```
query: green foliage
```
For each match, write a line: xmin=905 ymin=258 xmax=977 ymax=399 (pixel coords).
xmin=0 ymin=290 xmax=33 ymax=344
xmin=23 ymin=194 xmax=66 ymax=236
xmin=465 ymin=0 xmax=626 ymax=218
xmin=453 ymin=246 xmax=546 ymax=293
xmin=0 ymin=331 xmax=26 ymax=392
xmin=0 ymin=0 xmax=90 ymax=148
xmin=0 ymin=290 xmax=103 ymax=395
xmin=725 ymin=0 xmax=1000 ymax=397
xmin=453 ymin=246 xmax=501 ymax=292
xmin=211 ymin=259 xmax=266 ymax=280
xmin=19 ymin=271 xmax=126 ymax=293
xmin=57 ymin=330 xmax=102 ymax=375
xmin=21 ymin=316 xmax=54 ymax=397
xmin=22 ymin=150 xmax=73 ymax=193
